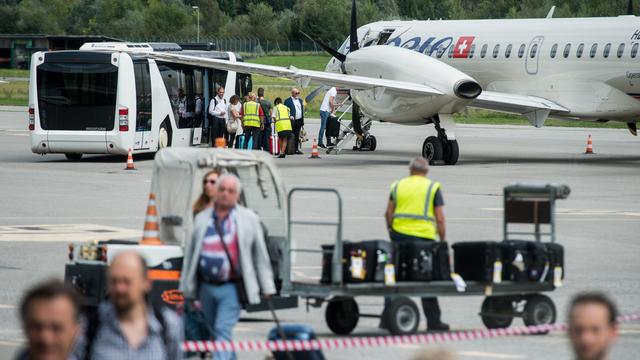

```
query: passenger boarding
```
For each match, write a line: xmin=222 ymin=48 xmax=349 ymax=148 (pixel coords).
xmin=144 ymin=1 xmax=640 ymax=165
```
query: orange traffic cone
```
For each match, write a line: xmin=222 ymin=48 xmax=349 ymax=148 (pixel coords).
xmin=584 ymin=134 xmax=594 ymax=154
xmin=125 ymin=149 xmax=135 ymax=170
xmin=309 ymin=138 xmax=321 ymax=159
xmin=140 ymin=193 xmax=162 ymax=245
xmin=215 ymin=137 xmax=227 ymax=148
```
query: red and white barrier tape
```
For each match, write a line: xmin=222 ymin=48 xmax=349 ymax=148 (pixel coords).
xmin=183 ymin=312 xmax=640 ymax=353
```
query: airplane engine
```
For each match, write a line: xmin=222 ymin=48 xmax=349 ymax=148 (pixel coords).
xmin=344 ymin=45 xmax=481 ymax=123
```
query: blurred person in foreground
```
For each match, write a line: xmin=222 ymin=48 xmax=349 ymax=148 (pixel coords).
xmin=180 ymin=174 xmax=276 ymax=360
xmin=193 ymin=169 xmax=221 ymax=215
xmin=568 ymin=292 xmax=619 ymax=360
xmin=83 ymin=251 xmax=183 ymax=360
xmin=17 ymin=280 xmax=81 ymax=360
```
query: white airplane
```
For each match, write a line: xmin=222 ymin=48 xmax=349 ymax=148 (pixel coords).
xmin=147 ymin=0 xmax=640 ymax=165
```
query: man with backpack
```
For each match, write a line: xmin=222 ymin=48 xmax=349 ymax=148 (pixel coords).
xmin=82 ymin=251 xmax=183 ymax=360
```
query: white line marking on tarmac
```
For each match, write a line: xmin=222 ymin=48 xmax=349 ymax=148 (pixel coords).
xmin=0 ymin=304 xmax=16 ymax=309
xmin=482 ymin=207 xmax=640 ymax=217
xmin=0 ymin=224 xmax=141 ymax=242
xmin=458 ymin=351 xmax=526 ymax=359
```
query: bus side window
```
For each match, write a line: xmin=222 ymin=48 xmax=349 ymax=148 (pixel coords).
xmin=235 ymin=73 xmax=252 ymax=98
xmin=134 ymin=62 xmax=152 ymax=132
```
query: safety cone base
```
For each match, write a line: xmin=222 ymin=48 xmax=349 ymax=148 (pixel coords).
xmin=125 ymin=149 xmax=136 ymax=170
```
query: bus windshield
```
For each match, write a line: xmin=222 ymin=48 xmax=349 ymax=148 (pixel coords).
xmin=37 ymin=62 xmax=118 ymax=131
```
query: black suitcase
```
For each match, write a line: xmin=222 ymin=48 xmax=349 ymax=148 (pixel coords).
xmin=326 ymin=115 xmax=340 ymax=138
xmin=501 ymin=240 xmax=548 ymax=282
xmin=320 ymin=240 xmax=391 ymax=283
xmin=396 ymin=240 xmax=450 ymax=281
xmin=452 ymin=241 xmax=501 ymax=282
xmin=544 ymin=242 xmax=565 ymax=282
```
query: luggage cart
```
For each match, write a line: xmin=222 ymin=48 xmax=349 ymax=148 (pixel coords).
xmin=281 ymin=184 xmax=570 ymax=335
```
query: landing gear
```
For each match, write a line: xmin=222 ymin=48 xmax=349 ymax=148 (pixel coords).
xmin=422 ymin=114 xmax=459 ymax=165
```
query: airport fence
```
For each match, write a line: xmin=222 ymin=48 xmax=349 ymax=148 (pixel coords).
xmin=131 ymin=36 xmax=342 ymax=56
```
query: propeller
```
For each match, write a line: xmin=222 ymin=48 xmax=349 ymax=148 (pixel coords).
xmin=300 ymin=0 xmax=364 ymax=138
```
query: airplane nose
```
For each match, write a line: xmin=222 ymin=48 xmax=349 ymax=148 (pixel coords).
xmin=454 ymin=80 xmax=482 ymax=100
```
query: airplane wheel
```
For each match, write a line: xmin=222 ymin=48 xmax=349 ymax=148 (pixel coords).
xmin=422 ymin=136 xmax=443 ymax=164
xmin=443 ymin=140 xmax=459 ymax=165
xmin=368 ymin=135 xmax=377 ymax=151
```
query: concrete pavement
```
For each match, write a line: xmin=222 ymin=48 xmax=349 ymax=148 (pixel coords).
xmin=0 ymin=110 xmax=639 ymax=359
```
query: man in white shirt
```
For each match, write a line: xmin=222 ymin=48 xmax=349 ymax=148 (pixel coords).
xmin=319 ymin=87 xmax=337 ymax=148
xmin=208 ymin=87 xmax=227 ymax=146
xmin=284 ymin=88 xmax=304 ymax=154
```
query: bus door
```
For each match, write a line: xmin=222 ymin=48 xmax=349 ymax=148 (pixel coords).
xmin=158 ymin=63 xmax=206 ymax=147
xmin=133 ymin=61 xmax=152 ymax=150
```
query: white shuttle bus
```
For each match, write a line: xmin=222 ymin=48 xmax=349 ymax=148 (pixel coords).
xmin=28 ymin=42 xmax=252 ymax=159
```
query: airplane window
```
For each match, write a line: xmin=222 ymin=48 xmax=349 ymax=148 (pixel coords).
xmin=632 ymin=43 xmax=639 ymax=58
xmin=576 ymin=43 xmax=584 ymax=58
xmin=481 ymin=44 xmax=488 ymax=58
xmin=448 ymin=45 xmax=454 ymax=58
xmin=469 ymin=44 xmax=476 ymax=58
xmin=437 ymin=45 xmax=446 ymax=58
xmin=603 ymin=43 xmax=611 ymax=58
xmin=563 ymin=44 xmax=571 ymax=58
xmin=492 ymin=44 xmax=500 ymax=58
xmin=590 ymin=44 xmax=598 ymax=58
xmin=550 ymin=44 xmax=558 ymax=58
xmin=617 ymin=43 xmax=625 ymax=58
xmin=518 ymin=44 xmax=525 ymax=58
xmin=529 ymin=43 xmax=538 ymax=58
xmin=505 ymin=44 xmax=512 ymax=58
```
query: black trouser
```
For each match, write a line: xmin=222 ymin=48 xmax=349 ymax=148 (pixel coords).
xmin=243 ymin=126 xmax=261 ymax=150
xmin=386 ymin=231 xmax=443 ymax=327
xmin=227 ymin=132 xmax=236 ymax=148
xmin=210 ymin=116 xmax=227 ymax=146
xmin=260 ymin=122 xmax=272 ymax=151
xmin=292 ymin=119 xmax=303 ymax=152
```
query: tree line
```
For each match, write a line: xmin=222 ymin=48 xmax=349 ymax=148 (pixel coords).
xmin=0 ymin=0 xmax=635 ymax=43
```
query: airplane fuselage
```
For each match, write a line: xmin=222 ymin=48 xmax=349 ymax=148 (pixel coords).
xmin=328 ymin=16 xmax=640 ymax=124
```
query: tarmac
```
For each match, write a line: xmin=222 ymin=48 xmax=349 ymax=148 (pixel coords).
xmin=0 ymin=107 xmax=639 ymax=359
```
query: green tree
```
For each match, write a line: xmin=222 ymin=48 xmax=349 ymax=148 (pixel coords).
xmin=141 ymin=0 xmax=191 ymax=40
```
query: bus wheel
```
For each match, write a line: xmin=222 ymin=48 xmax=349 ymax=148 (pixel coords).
xmin=64 ymin=153 xmax=83 ymax=161
xmin=158 ymin=122 xmax=171 ymax=149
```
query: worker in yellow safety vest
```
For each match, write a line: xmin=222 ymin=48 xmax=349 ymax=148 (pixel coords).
xmin=272 ymin=97 xmax=292 ymax=158
xmin=241 ymin=92 xmax=264 ymax=150
xmin=384 ymin=156 xmax=449 ymax=332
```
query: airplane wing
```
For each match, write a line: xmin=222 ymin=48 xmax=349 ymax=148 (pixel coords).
xmin=470 ymin=91 xmax=570 ymax=127
xmin=147 ymin=52 xmax=444 ymax=96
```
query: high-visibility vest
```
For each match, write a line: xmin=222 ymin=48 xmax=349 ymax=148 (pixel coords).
xmin=273 ymin=104 xmax=292 ymax=133
xmin=390 ymin=175 xmax=441 ymax=239
xmin=243 ymin=101 xmax=261 ymax=128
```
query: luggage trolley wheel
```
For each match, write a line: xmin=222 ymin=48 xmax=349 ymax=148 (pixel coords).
xmin=325 ymin=297 xmax=359 ymax=335
xmin=523 ymin=294 xmax=556 ymax=333
xmin=480 ymin=296 xmax=516 ymax=329
xmin=382 ymin=296 xmax=420 ymax=335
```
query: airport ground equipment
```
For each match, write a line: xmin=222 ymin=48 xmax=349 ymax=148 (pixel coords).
xmin=283 ymin=184 xmax=570 ymax=335
xmin=65 ymin=148 xmax=298 ymax=313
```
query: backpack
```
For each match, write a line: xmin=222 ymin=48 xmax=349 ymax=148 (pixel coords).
xmin=83 ymin=304 xmax=170 ymax=359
